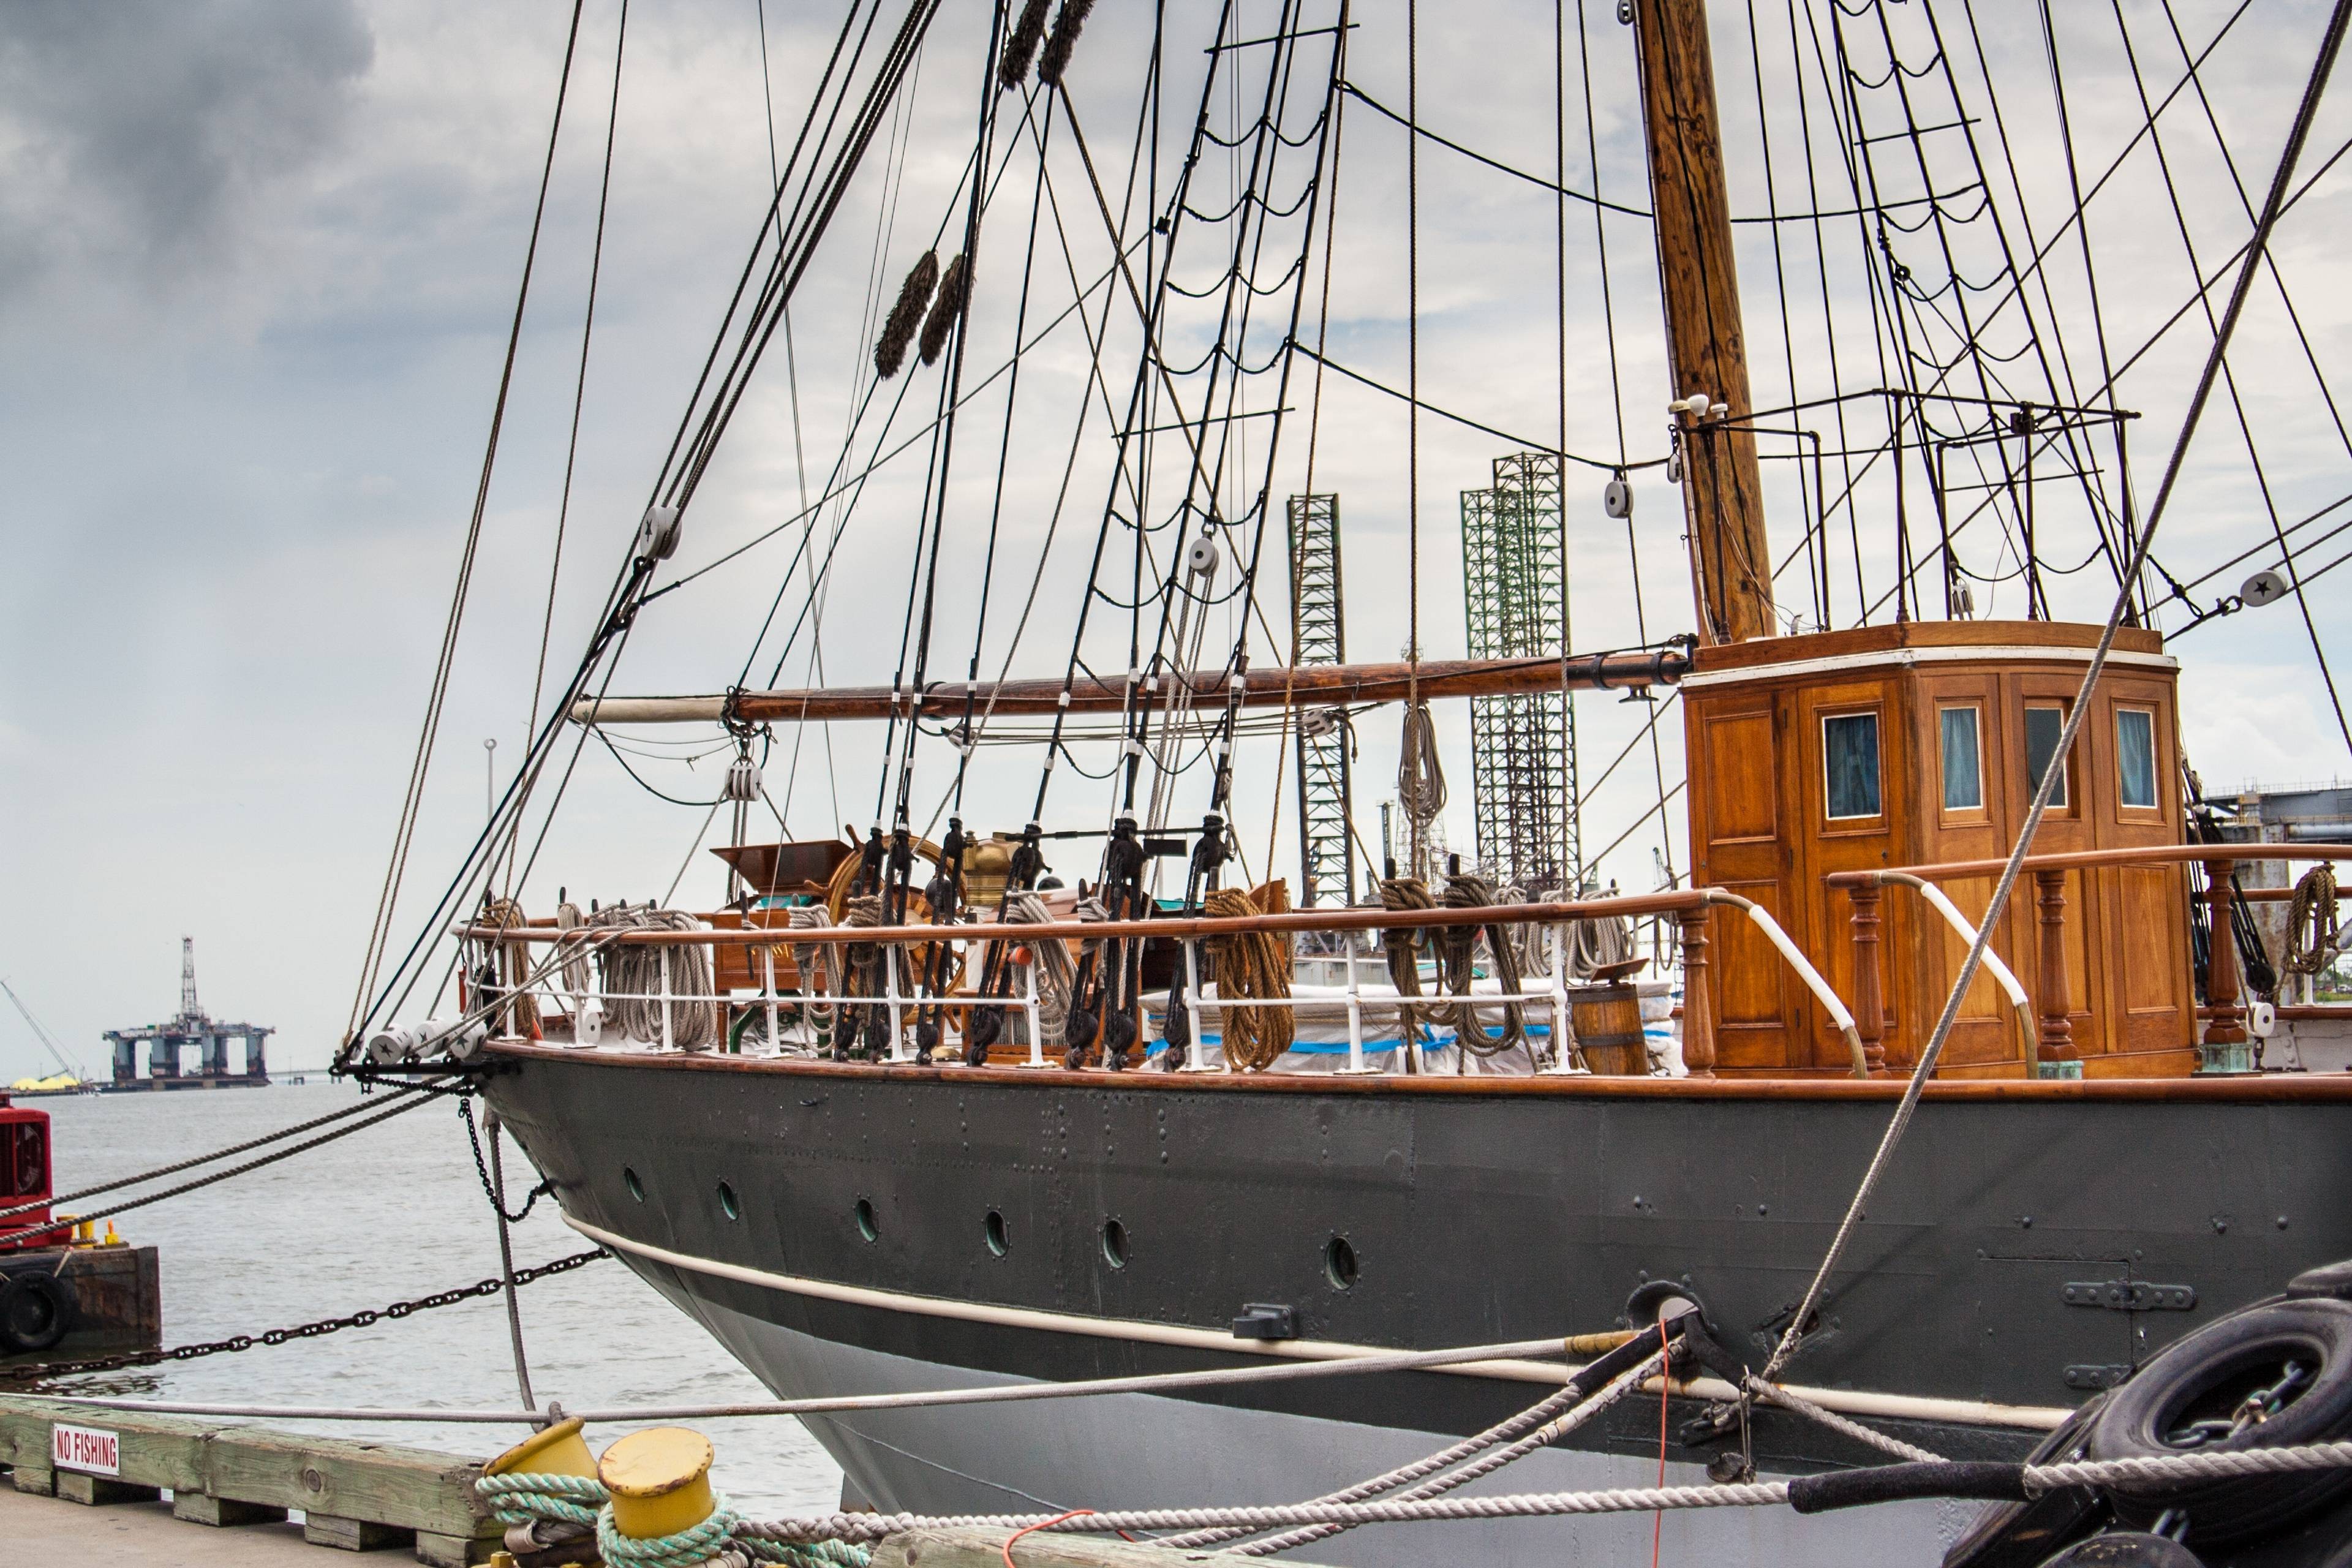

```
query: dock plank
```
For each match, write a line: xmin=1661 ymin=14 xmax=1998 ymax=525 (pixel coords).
xmin=206 ymin=1426 xmax=491 ymax=1539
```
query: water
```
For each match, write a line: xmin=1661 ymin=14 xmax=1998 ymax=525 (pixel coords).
xmin=28 ymin=1080 xmax=843 ymax=1517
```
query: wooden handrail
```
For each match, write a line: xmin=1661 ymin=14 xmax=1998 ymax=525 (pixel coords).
xmin=1831 ymin=843 xmax=2346 ymax=1073
xmin=1826 ymin=842 xmax=2352 ymax=887
xmin=459 ymin=890 xmax=1716 ymax=949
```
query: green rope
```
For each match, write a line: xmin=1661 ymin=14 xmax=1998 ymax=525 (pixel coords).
xmin=475 ymin=1472 xmax=872 ymax=1568
xmin=477 ymin=1470 xmax=605 ymax=1529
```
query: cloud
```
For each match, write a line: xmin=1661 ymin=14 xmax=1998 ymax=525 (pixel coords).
xmin=0 ymin=0 xmax=372 ymax=307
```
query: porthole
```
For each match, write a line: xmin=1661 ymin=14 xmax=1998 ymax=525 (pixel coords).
xmin=624 ymin=1167 xmax=644 ymax=1203
xmin=1325 ymin=1234 xmax=1359 ymax=1290
xmin=1101 ymin=1218 xmax=1129 ymax=1269
xmin=984 ymin=1208 xmax=1010 ymax=1257
xmin=718 ymin=1181 xmax=741 ymax=1221
xmin=854 ymin=1197 xmax=878 ymax=1242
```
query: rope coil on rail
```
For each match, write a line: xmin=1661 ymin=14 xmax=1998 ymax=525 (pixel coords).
xmin=589 ymin=903 xmax=718 ymax=1049
xmin=1203 ymin=883 xmax=1295 ymax=1070
xmin=2285 ymin=861 xmax=2342 ymax=976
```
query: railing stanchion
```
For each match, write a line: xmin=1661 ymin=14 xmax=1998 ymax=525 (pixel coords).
xmin=1339 ymin=931 xmax=1375 ymax=1074
xmin=658 ymin=944 xmax=674 ymax=1052
xmin=1542 ymin=922 xmax=1580 ymax=1074
xmin=2034 ymin=869 xmax=2077 ymax=1073
xmin=762 ymin=944 xmax=779 ymax=1055
xmin=1182 ymin=938 xmax=1214 ymax=1072
xmin=886 ymin=945 xmax=907 ymax=1063
xmin=1020 ymin=949 xmax=1046 ymax=1068
xmin=2202 ymin=857 xmax=2250 ymax=1050
xmin=1678 ymin=905 xmax=1715 ymax=1078
xmin=1849 ymin=880 xmax=1888 ymax=1074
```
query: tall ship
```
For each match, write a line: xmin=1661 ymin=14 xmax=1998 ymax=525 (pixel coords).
xmin=342 ymin=0 xmax=2352 ymax=1560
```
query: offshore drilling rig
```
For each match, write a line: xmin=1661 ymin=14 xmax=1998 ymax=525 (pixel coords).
xmin=100 ymin=939 xmax=273 ymax=1091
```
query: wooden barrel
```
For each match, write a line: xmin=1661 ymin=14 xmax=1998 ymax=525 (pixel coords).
xmin=1568 ymin=984 xmax=1649 ymax=1076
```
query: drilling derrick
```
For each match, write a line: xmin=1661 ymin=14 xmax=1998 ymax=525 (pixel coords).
xmin=1460 ymin=453 xmax=1577 ymax=892
xmin=1286 ymin=494 xmax=1357 ymax=906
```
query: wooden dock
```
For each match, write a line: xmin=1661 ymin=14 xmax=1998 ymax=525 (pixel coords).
xmin=0 ymin=1395 xmax=498 ymax=1564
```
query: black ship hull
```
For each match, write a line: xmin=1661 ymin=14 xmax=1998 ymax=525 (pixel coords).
xmin=482 ymin=1044 xmax=2352 ymax=1561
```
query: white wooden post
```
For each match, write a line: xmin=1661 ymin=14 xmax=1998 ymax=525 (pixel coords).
xmin=1542 ymin=923 xmax=1585 ymax=1074
xmin=885 ymin=945 xmax=907 ymax=1061
xmin=658 ymin=944 xmax=674 ymax=1051
xmin=1340 ymin=930 xmax=1376 ymax=1074
xmin=762 ymin=946 xmax=780 ymax=1055
xmin=1181 ymin=938 xmax=1214 ymax=1071
xmin=1020 ymin=949 xmax=1047 ymax=1068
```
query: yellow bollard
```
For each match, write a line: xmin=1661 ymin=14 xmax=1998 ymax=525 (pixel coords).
xmin=103 ymin=1221 xmax=122 ymax=1246
xmin=486 ymin=1415 xmax=597 ymax=1480
xmin=598 ymin=1427 xmax=717 ymax=1542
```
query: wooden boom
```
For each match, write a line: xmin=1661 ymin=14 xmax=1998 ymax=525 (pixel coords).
xmin=570 ymin=648 xmax=1690 ymax=726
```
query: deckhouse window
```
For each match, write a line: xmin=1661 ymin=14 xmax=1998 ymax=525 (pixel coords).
xmin=1822 ymin=712 xmax=1882 ymax=821
xmin=2024 ymin=703 xmax=2070 ymax=808
xmin=1940 ymin=706 xmax=1983 ymax=811
xmin=2117 ymin=708 xmax=2158 ymax=809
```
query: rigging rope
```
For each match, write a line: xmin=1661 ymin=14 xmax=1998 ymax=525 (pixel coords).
xmin=348 ymin=0 xmax=590 ymax=1049
xmin=1762 ymin=0 xmax=2352 ymax=1384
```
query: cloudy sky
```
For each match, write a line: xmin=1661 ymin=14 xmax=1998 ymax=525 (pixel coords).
xmin=4 ymin=0 xmax=2348 ymax=1080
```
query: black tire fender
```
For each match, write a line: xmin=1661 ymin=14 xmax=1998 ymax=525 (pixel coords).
xmin=2087 ymin=1297 xmax=2352 ymax=1547
xmin=0 ymin=1270 xmax=78 ymax=1354
xmin=1943 ymin=1394 xmax=2111 ymax=1568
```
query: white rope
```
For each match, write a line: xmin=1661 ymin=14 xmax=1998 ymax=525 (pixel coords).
xmin=2027 ymin=1439 xmax=2352 ymax=1494
xmin=1746 ymin=1375 xmax=1943 ymax=1464
xmin=587 ymin=903 xmax=717 ymax=1049
xmin=29 ymin=1336 xmax=1581 ymax=1425
xmin=1227 ymin=1350 xmax=1666 ymax=1555
xmin=741 ymin=1439 xmax=2352 ymax=1544
xmin=744 ymin=1482 xmax=1792 ymax=1545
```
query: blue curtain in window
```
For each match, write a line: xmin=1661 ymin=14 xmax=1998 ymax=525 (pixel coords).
xmin=1941 ymin=708 xmax=1981 ymax=810
xmin=1825 ymin=714 xmax=1881 ymax=819
xmin=2117 ymin=709 xmax=2156 ymax=808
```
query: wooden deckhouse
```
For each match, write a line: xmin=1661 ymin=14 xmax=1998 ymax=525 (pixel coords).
xmin=1682 ymin=621 xmax=2194 ymax=1077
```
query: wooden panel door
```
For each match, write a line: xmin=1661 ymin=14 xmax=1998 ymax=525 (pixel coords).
xmin=1689 ymin=695 xmax=1803 ymax=1071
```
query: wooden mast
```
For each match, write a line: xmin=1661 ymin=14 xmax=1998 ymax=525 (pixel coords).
xmin=1632 ymin=0 xmax=1774 ymax=644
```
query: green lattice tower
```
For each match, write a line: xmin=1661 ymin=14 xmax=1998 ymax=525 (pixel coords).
xmin=1286 ymin=494 xmax=1356 ymax=906
xmin=1461 ymin=453 xmax=1577 ymax=892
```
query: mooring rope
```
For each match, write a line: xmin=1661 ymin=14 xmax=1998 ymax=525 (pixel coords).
xmin=0 ymin=1080 xmax=450 ymax=1224
xmin=739 ymin=1439 xmax=2352 ymax=1544
xmin=482 ymin=1473 xmax=871 ymax=1568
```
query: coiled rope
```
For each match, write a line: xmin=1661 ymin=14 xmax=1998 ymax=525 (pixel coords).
xmin=588 ymin=904 xmax=717 ymax=1050
xmin=480 ymin=1473 xmax=872 ymax=1568
xmin=2285 ymin=861 xmax=2341 ymax=977
xmin=1001 ymin=892 xmax=1076 ymax=1047
xmin=1378 ymin=877 xmax=1437 ymax=1058
xmin=1433 ymin=873 xmax=1528 ymax=1061
xmin=1204 ymin=883 xmax=1295 ymax=1071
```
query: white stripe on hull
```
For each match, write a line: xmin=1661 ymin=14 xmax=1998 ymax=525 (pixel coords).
xmin=675 ymin=1289 xmax=1987 ymax=1567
